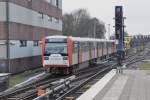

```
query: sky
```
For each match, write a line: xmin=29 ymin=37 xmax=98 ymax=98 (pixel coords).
xmin=63 ymin=0 xmax=150 ymax=37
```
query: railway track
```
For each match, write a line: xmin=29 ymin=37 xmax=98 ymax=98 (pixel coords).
xmin=0 ymin=60 xmax=114 ymax=100
xmin=125 ymin=49 xmax=150 ymax=68
xmin=53 ymin=52 xmax=150 ymax=100
xmin=53 ymin=49 xmax=150 ymax=100
xmin=1 ymin=46 xmax=150 ymax=100
xmin=54 ymin=65 xmax=114 ymax=100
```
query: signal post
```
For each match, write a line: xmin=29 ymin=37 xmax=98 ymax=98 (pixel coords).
xmin=114 ymin=6 xmax=125 ymax=73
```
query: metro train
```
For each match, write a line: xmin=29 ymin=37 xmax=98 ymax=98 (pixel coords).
xmin=124 ymin=36 xmax=132 ymax=50
xmin=42 ymin=36 xmax=117 ymax=74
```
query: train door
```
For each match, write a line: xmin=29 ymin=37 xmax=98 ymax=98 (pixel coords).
xmin=89 ymin=42 xmax=92 ymax=60
xmin=97 ymin=42 xmax=99 ymax=58
xmin=93 ymin=42 xmax=96 ymax=59
xmin=102 ymin=42 xmax=104 ymax=57
xmin=106 ymin=42 xmax=109 ymax=56
xmin=99 ymin=42 xmax=103 ymax=57
xmin=72 ymin=41 xmax=78 ymax=65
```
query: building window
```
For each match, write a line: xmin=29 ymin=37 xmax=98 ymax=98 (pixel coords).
xmin=20 ymin=40 xmax=27 ymax=47
xmin=56 ymin=0 xmax=59 ymax=8
xmin=55 ymin=18 xmax=59 ymax=23
xmin=33 ymin=41 xmax=39 ymax=46
xmin=27 ymin=0 xmax=32 ymax=3
xmin=53 ymin=17 xmax=59 ymax=23
xmin=45 ymin=0 xmax=52 ymax=3
xmin=48 ymin=16 xmax=52 ymax=22
xmin=39 ymin=12 xmax=44 ymax=19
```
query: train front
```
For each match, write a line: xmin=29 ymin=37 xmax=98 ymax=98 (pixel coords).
xmin=42 ymin=36 xmax=70 ymax=71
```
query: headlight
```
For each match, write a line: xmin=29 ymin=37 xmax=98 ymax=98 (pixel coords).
xmin=63 ymin=56 xmax=68 ymax=60
xmin=44 ymin=56 xmax=49 ymax=60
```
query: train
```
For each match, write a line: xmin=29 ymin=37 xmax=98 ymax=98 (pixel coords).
xmin=42 ymin=36 xmax=117 ymax=74
xmin=124 ymin=36 xmax=132 ymax=50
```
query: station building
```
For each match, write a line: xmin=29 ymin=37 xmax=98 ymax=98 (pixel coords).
xmin=0 ymin=0 xmax=62 ymax=73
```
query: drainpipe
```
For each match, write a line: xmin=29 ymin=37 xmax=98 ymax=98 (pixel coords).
xmin=6 ymin=0 xmax=10 ymax=73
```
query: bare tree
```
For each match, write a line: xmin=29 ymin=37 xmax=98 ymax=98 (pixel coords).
xmin=63 ymin=9 xmax=106 ymax=38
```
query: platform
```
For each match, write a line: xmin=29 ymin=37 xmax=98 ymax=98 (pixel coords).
xmin=77 ymin=69 xmax=150 ymax=100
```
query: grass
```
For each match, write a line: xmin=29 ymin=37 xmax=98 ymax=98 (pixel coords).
xmin=9 ymin=75 xmax=25 ymax=87
xmin=140 ymin=63 xmax=150 ymax=70
xmin=8 ymin=69 xmax=44 ymax=87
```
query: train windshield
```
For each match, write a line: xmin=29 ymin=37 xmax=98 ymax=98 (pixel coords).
xmin=44 ymin=43 xmax=67 ymax=55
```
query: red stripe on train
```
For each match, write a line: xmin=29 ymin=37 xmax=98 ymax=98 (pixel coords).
xmin=67 ymin=37 xmax=73 ymax=66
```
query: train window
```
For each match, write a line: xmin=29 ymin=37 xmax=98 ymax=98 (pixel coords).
xmin=109 ymin=43 xmax=112 ymax=47
xmin=101 ymin=43 xmax=103 ymax=48
xmin=109 ymin=43 xmax=111 ymax=47
xmin=107 ymin=43 xmax=109 ymax=47
xmin=98 ymin=42 xmax=102 ymax=48
xmin=82 ymin=42 xmax=89 ymax=52
xmin=46 ymin=38 xmax=67 ymax=43
xmin=90 ymin=42 xmax=94 ymax=49
xmin=104 ymin=42 xmax=107 ymax=48
xmin=101 ymin=42 xmax=104 ymax=48
xmin=73 ymin=42 xmax=78 ymax=53
xmin=97 ymin=42 xmax=99 ymax=49
xmin=45 ymin=43 xmax=67 ymax=54
xmin=107 ymin=43 xmax=109 ymax=48
xmin=86 ymin=42 xmax=89 ymax=51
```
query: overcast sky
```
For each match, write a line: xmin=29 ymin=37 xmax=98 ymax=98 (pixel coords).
xmin=63 ymin=0 xmax=150 ymax=37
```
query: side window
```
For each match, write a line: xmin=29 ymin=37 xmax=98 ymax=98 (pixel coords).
xmin=100 ymin=42 xmax=102 ymax=48
xmin=103 ymin=42 xmax=106 ymax=49
xmin=101 ymin=42 xmax=103 ymax=49
xmin=83 ymin=42 xmax=89 ymax=52
xmin=73 ymin=42 xmax=78 ymax=53
xmin=106 ymin=42 xmax=108 ymax=48
xmin=20 ymin=40 xmax=27 ymax=47
xmin=39 ymin=12 xmax=44 ymax=19
xmin=55 ymin=18 xmax=59 ymax=23
xmin=90 ymin=42 xmax=94 ymax=50
xmin=110 ymin=42 xmax=112 ymax=48
xmin=107 ymin=43 xmax=109 ymax=48
xmin=33 ymin=40 xmax=39 ymax=46
xmin=98 ymin=42 xmax=102 ymax=49
xmin=48 ymin=16 xmax=52 ymax=22
xmin=109 ymin=43 xmax=111 ymax=48
xmin=45 ymin=0 xmax=51 ymax=3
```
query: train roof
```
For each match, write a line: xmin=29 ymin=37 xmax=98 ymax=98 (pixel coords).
xmin=46 ymin=35 xmax=67 ymax=39
xmin=70 ymin=37 xmax=115 ymax=42
xmin=45 ymin=35 xmax=115 ymax=42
